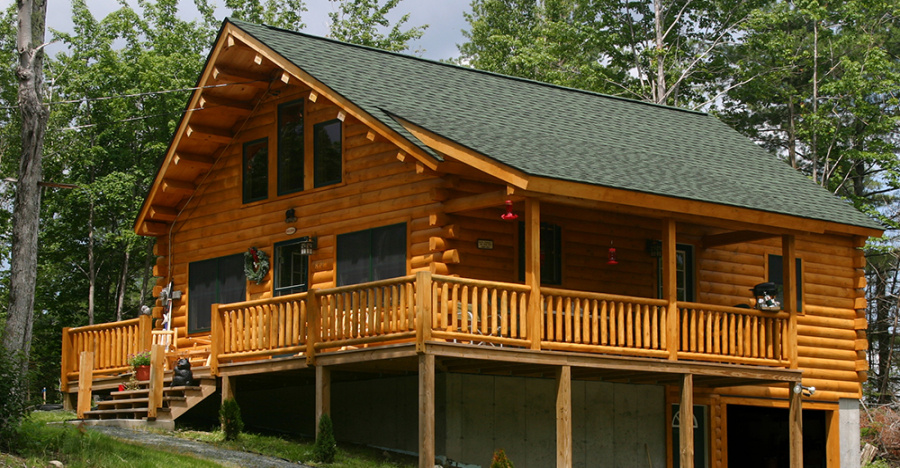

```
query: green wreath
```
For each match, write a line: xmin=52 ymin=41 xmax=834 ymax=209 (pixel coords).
xmin=244 ymin=247 xmax=270 ymax=284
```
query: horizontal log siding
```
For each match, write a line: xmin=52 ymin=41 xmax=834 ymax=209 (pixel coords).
xmin=697 ymin=231 xmax=864 ymax=400
xmin=154 ymin=88 xmax=443 ymax=346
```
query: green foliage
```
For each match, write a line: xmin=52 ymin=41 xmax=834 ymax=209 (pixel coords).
xmin=0 ymin=349 xmax=29 ymax=451
xmin=863 ymin=460 xmax=890 ymax=468
xmin=328 ymin=0 xmax=428 ymax=53
xmin=127 ymin=350 xmax=152 ymax=367
xmin=219 ymin=398 xmax=244 ymax=441
xmin=225 ymin=0 xmax=306 ymax=30
xmin=458 ymin=0 xmax=766 ymax=107
xmin=11 ymin=412 xmax=221 ymax=467
xmin=490 ymin=449 xmax=514 ymax=468
xmin=313 ymin=413 xmax=337 ymax=463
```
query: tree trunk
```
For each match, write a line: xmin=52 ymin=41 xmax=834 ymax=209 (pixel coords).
xmin=3 ymin=0 xmax=49 ymax=364
xmin=87 ymin=193 xmax=95 ymax=325
xmin=654 ymin=0 xmax=667 ymax=105
xmin=116 ymin=248 xmax=130 ymax=321
xmin=139 ymin=240 xmax=153 ymax=307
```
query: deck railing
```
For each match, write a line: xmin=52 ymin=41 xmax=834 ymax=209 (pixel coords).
xmin=211 ymin=292 xmax=309 ymax=370
xmin=65 ymin=272 xmax=797 ymax=386
xmin=312 ymin=275 xmax=419 ymax=352
xmin=676 ymin=302 xmax=790 ymax=366
xmin=430 ymin=275 xmax=532 ymax=347
xmin=61 ymin=315 xmax=152 ymax=391
xmin=540 ymin=288 xmax=670 ymax=358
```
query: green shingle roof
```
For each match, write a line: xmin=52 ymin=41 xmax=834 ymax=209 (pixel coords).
xmin=229 ymin=19 xmax=881 ymax=231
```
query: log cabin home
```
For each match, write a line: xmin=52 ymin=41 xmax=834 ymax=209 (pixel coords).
xmin=60 ymin=18 xmax=884 ymax=468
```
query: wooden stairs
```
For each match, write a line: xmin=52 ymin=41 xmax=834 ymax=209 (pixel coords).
xmin=81 ymin=377 xmax=216 ymax=430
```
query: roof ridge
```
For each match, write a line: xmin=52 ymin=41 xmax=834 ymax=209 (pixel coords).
xmin=226 ymin=17 xmax=709 ymax=117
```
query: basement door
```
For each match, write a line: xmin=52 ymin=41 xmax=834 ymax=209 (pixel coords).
xmin=727 ymin=405 xmax=826 ymax=468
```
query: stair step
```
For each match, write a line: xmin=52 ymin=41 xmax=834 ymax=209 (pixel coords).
xmin=85 ymin=407 xmax=171 ymax=416
xmin=96 ymin=396 xmax=186 ymax=408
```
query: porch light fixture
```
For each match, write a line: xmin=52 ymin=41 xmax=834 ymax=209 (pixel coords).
xmin=646 ymin=239 xmax=662 ymax=258
xmin=501 ymin=200 xmax=518 ymax=221
xmin=793 ymin=383 xmax=816 ymax=397
xmin=607 ymin=241 xmax=618 ymax=265
xmin=285 ymin=208 xmax=297 ymax=223
xmin=299 ymin=236 xmax=317 ymax=256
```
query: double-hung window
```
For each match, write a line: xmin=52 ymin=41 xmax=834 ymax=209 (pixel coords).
xmin=314 ymin=119 xmax=342 ymax=188
xmin=768 ymin=254 xmax=802 ymax=312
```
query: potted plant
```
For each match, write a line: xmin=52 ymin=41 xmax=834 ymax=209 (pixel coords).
xmin=127 ymin=351 xmax=152 ymax=381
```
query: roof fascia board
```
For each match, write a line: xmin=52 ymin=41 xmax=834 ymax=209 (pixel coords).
xmin=394 ymin=116 xmax=530 ymax=189
xmin=133 ymin=28 xmax=235 ymax=234
xmin=523 ymin=178 xmax=882 ymax=238
xmin=226 ymin=24 xmax=440 ymax=171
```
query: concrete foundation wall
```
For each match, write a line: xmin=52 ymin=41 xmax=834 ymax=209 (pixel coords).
xmin=444 ymin=374 xmax=666 ymax=468
xmin=236 ymin=372 xmax=666 ymax=468
xmin=840 ymin=398 xmax=861 ymax=468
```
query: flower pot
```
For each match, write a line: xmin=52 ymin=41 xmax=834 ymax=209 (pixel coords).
xmin=135 ymin=365 xmax=150 ymax=381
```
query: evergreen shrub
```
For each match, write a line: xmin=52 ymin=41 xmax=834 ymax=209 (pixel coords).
xmin=490 ymin=449 xmax=514 ymax=468
xmin=313 ymin=413 xmax=337 ymax=463
xmin=219 ymin=398 xmax=244 ymax=441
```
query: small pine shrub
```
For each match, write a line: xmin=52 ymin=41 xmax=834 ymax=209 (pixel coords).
xmin=313 ymin=413 xmax=337 ymax=463
xmin=490 ymin=449 xmax=514 ymax=468
xmin=219 ymin=398 xmax=244 ymax=441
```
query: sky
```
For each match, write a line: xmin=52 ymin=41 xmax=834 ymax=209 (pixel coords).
xmin=5 ymin=0 xmax=473 ymax=61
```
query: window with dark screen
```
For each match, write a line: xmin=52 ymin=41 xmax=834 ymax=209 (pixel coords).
xmin=188 ymin=254 xmax=246 ymax=333
xmin=337 ymin=223 xmax=406 ymax=286
xmin=243 ymin=138 xmax=268 ymax=203
xmin=313 ymin=119 xmax=342 ymax=188
xmin=277 ymin=100 xmax=304 ymax=195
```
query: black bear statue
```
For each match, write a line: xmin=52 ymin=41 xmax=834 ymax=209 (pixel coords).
xmin=171 ymin=358 xmax=194 ymax=387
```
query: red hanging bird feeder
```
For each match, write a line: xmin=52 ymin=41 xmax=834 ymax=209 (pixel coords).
xmin=501 ymin=200 xmax=519 ymax=221
xmin=607 ymin=241 xmax=618 ymax=265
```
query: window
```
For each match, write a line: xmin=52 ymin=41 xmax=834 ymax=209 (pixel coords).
xmin=242 ymin=138 xmax=268 ymax=203
xmin=188 ymin=254 xmax=246 ymax=333
xmin=277 ymin=100 xmax=304 ymax=195
xmin=768 ymin=254 xmax=802 ymax=312
xmin=337 ymin=223 xmax=406 ymax=286
xmin=657 ymin=244 xmax=695 ymax=302
xmin=518 ymin=222 xmax=562 ymax=285
xmin=313 ymin=119 xmax=342 ymax=188
xmin=274 ymin=238 xmax=309 ymax=296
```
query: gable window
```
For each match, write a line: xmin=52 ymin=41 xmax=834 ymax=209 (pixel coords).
xmin=313 ymin=119 xmax=342 ymax=188
xmin=243 ymin=138 xmax=268 ymax=203
xmin=518 ymin=222 xmax=562 ymax=285
xmin=188 ymin=254 xmax=246 ymax=334
xmin=657 ymin=244 xmax=695 ymax=302
xmin=337 ymin=223 xmax=406 ymax=286
xmin=275 ymin=238 xmax=310 ymax=296
xmin=768 ymin=254 xmax=802 ymax=312
xmin=277 ymin=100 xmax=305 ymax=195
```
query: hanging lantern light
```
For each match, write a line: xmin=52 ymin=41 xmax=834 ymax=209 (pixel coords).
xmin=501 ymin=200 xmax=519 ymax=221
xmin=607 ymin=241 xmax=618 ymax=265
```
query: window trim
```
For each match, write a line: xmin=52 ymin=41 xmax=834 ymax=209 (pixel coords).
xmin=657 ymin=243 xmax=695 ymax=302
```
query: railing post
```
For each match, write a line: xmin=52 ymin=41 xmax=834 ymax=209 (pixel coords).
xmin=139 ymin=314 xmax=152 ymax=352
xmin=663 ymin=219 xmax=679 ymax=360
xmin=210 ymin=304 xmax=221 ymax=376
xmin=76 ymin=351 xmax=93 ymax=419
xmin=61 ymin=327 xmax=72 ymax=393
xmin=416 ymin=271 xmax=433 ymax=353
xmin=782 ymin=234 xmax=799 ymax=369
xmin=525 ymin=198 xmax=542 ymax=350
xmin=148 ymin=344 xmax=164 ymax=420
xmin=307 ymin=289 xmax=319 ymax=366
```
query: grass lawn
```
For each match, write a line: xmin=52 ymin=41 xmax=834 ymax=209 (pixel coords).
xmin=5 ymin=411 xmax=417 ymax=468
